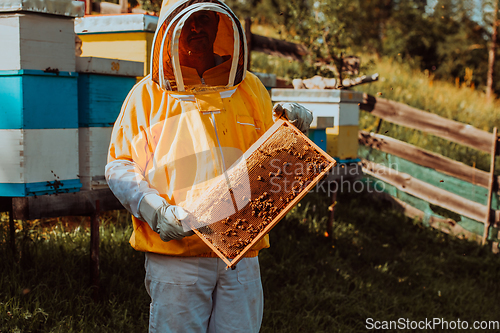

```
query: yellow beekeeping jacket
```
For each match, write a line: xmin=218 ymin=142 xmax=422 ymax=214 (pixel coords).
xmin=106 ymin=0 xmax=274 ymax=257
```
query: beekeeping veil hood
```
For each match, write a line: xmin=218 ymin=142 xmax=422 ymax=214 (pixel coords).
xmin=151 ymin=0 xmax=247 ymax=92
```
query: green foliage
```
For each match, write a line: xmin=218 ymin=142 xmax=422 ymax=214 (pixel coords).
xmin=228 ymin=0 xmax=500 ymax=95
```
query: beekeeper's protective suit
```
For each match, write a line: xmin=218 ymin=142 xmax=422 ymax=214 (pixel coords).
xmin=105 ymin=0 xmax=312 ymax=331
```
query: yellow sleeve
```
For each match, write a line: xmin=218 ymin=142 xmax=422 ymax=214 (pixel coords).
xmin=108 ymin=79 xmax=154 ymax=172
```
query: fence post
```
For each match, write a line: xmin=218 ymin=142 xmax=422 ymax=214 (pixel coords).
xmin=483 ymin=127 xmax=498 ymax=246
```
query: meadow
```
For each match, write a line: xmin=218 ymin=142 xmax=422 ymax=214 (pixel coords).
xmin=2 ymin=188 xmax=500 ymax=332
xmin=2 ymin=57 xmax=500 ymax=332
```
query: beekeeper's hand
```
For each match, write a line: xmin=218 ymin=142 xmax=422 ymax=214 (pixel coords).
xmin=139 ymin=194 xmax=194 ymax=242
xmin=273 ymin=102 xmax=313 ymax=133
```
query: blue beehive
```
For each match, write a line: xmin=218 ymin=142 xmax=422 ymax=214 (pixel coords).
xmin=78 ymin=74 xmax=138 ymax=127
xmin=0 ymin=1 xmax=83 ymax=197
xmin=76 ymin=57 xmax=142 ymax=127
xmin=0 ymin=70 xmax=79 ymax=129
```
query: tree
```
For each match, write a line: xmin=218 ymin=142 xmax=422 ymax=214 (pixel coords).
xmin=485 ymin=0 xmax=499 ymax=99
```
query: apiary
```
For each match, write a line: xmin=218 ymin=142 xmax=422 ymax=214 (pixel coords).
xmin=76 ymin=57 xmax=143 ymax=190
xmin=0 ymin=0 xmax=83 ymax=72
xmin=183 ymin=119 xmax=336 ymax=268
xmin=75 ymin=14 xmax=158 ymax=76
xmin=271 ymin=89 xmax=363 ymax=162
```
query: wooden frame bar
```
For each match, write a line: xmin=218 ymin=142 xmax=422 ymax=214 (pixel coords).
xmin=360 ymin=94 xmax=493 ymax=153
xmin=7 ymin=188 xmax=122 ymax=220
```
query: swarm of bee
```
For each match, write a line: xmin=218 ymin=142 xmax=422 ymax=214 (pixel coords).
xmin=197 ymin=130 xmax=332 ymax=258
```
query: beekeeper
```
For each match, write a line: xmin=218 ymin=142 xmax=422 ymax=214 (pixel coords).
xmin=105 ymin=0 xmax=312 ymax=331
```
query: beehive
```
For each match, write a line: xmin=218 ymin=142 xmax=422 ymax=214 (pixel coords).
xmin=0 ymin=0 xmax=83 ymax=72
xmin=183 ymin=119 xmax=336 ymax=268
xmin=0 ymin=70 xmax=80 ymax=197
xmin=77 ymin=57 xmax=143 ymax=127
xmin=0 ymin=0 xmax=83 ymax=197
xmin=75 ymin=14 xmax=158 ymax=76
xmin=0 ymin=128 xmax=81 ymax=197
xmin=0 ymin=70 xmax=79 ymax=130
xmin=78 ymin=127 xmax=113 ymax=191
xmin=271 ymin=89 xmax=363 ymax=162
xmin=76 ymin=57 xmax=143 ymax=190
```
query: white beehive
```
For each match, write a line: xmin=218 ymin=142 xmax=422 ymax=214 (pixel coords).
xmin=77 ymin=57 xmax=144 ymax=190
xmin=272 ymin=89 xmax=363 ymax=162
xmin=78 ymin=127 xmax=113 ymax=191
xmin=0 ymin=0 xmax=84 ymax=72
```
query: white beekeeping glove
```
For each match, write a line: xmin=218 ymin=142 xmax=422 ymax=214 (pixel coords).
xmin=139 ymin=194 xmax=194 ymax=242
xmin=273 ymin=102 xmax=313 ymax=133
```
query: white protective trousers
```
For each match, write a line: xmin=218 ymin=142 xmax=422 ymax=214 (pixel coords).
xmin=145 ymin=254 xmax=264 ymax=333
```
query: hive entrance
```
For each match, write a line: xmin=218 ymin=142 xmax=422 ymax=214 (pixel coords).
xmin=183 ymin=119 xmax=336 ymax=268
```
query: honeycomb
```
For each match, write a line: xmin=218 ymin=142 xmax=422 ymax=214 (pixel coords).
xmin=184 ymin=119 xmax=336 ymax=268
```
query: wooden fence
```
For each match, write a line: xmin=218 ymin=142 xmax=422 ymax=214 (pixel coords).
xmin=359 ymin=94 xmax=500 ymax=249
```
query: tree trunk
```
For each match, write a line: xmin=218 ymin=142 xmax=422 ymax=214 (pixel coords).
xmin=486 ymin=0 xmax=498 ymax=100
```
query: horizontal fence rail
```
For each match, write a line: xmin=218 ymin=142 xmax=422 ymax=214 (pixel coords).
xmin=378 ymin=192 xmax=483 ymax=242
xmin=359 ymin=94 xmax=499 ymax=246
xmin=359 ymin=130 xmax=500 ymax=190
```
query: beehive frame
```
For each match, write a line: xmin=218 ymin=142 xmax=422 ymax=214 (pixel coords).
xmin=186 ymin=119 xmax=336 ymax=268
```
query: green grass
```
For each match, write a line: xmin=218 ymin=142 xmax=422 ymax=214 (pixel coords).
xmin=0 ymin=212 xmax=149 ymax=332
xmin=2 ymin=189 xmax=500 ymax=332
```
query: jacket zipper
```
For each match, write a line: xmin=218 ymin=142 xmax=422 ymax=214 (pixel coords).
xmin=210 ymin=112 xmax=231 ymax=189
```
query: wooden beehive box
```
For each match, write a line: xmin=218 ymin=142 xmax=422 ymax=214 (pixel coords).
xmin=0 ymin=70 xmax=79 ymax=130
xmin=75 ymin=14 xmax=158 ymax=76
xmin=0 ymin=3 xmax=82 ymax=72
xmin=77 ymin=57 xmax=143 ymax=127
xmin=0 ymin=1 xmax=83 ymax=197
xmin=76 ymin=57 xmax=143 ymax=190
xmin=272 ymin=89 xmax=363 ymax=162
xmin=78 ymin=127 xmax=113 ymax=191
xmin=0 ymin=128 xmax=81 ymax=197
xmin=0 ymin=70 xmax=81 ymax=197
xmin=183 ymin=119 xmax=336 ymax=268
